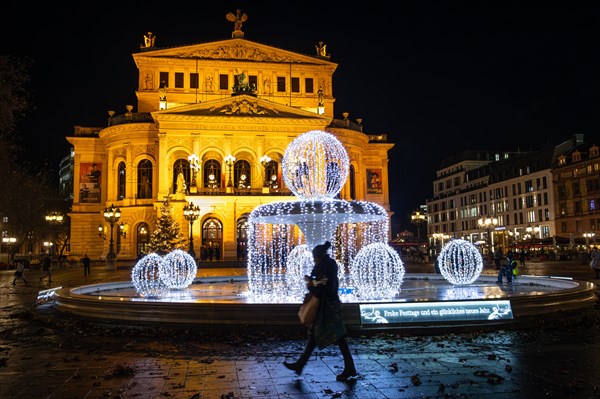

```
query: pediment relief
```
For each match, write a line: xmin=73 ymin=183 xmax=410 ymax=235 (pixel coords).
xmin=154 ymin=95 xmax=328 ymax=120
xmin=139 ymin=39 xmax=333 ymax=65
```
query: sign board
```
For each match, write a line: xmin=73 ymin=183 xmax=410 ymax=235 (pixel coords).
xmin=36 ymin=286 xmax=62 ymax=304
xmin=359 ymin=300 xmax=513 ymax=324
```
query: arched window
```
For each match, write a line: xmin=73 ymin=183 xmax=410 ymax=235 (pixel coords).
xmin=137 ymin=160 xmax=153 ymax=199
xmin=266 ymin=161 xmax=279 ymax=188
xmin=349 ymin=164 xmax=356 ymax=200
xmin=136 ymin=223 xmax=150 ymax=255
xmin=203 ymin=159 xmax=221 ymax=188
xmin=172 ymin=159 xmax=190 ymax=194
xmin=236 ymin=216 xmax=249 ymax=260
xmin=234 ymin=160 xmax=251 ymax=189
xmin=117 ymin=162 xmax=126 ymax=200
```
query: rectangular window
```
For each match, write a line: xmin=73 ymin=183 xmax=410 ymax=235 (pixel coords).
xmin=219 ymin=74 xmax=229 ymax=90
xmin=190 ymin=73 xmax=199 ymax=89
xmin=561 ymin=222 xmax=567 ymax=233
xmin=159 ymin=72 xmax=169 ymax=87
xmin=525 ymin=180 xmax=533 ymax=192
xmin=291 ymin=77 xmax=300 ymax=92
xmin=249 ymin=75 xmax=258 ymax=90
xmin=573 ymin=181 xmax=580 ymax=195
xmin=558 ymin=185 xmax=566 ymax=197
xmin=277 ymin=77 xmax=286 ymax=92
xmin=174 ymin=72 xmax=184 ymax=88
xmin=305 ymin=78 xmax=314 ymax=93
xmin=590 ymin=199 xmax=596 ymax=211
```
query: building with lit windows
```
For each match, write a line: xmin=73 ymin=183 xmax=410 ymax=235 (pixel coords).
xmin=426 ymin=134 xmax=598 ymax=256
xmin=65 ymin=14 xmax=394 ymax=265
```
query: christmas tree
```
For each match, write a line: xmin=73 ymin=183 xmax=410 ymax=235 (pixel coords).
xmin=148 ymin=195 xmax=186 ymax=254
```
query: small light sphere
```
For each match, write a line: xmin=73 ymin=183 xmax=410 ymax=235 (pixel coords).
xmin=162 ymin=249 xmax=198 ymax=289
xmin=350 ymin=242 xmax=405 ymax=300
xmin=437 ymin=239 xmax=483 ymax=285
xmin=281 ymin=130 xmax=349 ymax=200
xmin=285 ymin=244 xmax=315 ymax=300
xmin=131 ymin=253 xmax=169 ymax=298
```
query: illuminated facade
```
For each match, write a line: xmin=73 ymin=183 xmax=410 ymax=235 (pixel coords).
xmin=66 ymin=14 xmax=394 ymax=264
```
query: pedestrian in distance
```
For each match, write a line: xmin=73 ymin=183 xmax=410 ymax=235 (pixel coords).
xmin=590 ymin=247 xmax=600 ymax=280
xmin=82 ymin=254 xmax=91 ymax=276
xmin=497 ymin=251 xmax=518 ymax=284
xmin=519 ymin=249 xmax=527 ymax=267
xmin=39 ymin=255 xmax=52 ymax=284
xmin=493 ymin=248 xmax=502 ymax=270
xmin=283 ymin=241 xmax=357 ymax=381
xmin=12 ymin=261 xmax=28 ymax=285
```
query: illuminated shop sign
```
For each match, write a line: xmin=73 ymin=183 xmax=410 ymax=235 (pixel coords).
xmin=36 ymin=287 xmax=62 ymax=304
xmin=359 ymin=300 xmax=513 ymax=324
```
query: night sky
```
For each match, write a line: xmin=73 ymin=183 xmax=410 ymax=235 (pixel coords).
xmin=2 ymin=3 xmax=598 ymax=232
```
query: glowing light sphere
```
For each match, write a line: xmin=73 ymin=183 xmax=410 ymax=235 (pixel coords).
xmin=161 ymin=249 xmax=198 ymax=290
xmin=437 ymin=239 xmax=483 ymax=285
xmin=285 ymin=244 xmax=314 ymax=300
xmin=131 ymin=253 xmax=169 ymax=298
xmin=281 ymin=130 xmax=349 ymax=200
xmin=350 ymin=242 xmax=405 ymax=300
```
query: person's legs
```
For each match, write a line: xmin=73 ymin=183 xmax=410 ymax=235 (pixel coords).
xmin=336 ymin=336 xmax=357 ymax=381
xmin=496 ymin=267 xmax=504 ymax=283
xmin=283 ymin=335 xmax=316 ymax=375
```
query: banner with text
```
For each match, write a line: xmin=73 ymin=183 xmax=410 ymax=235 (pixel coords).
xmin=360 ymin=300 xmax=513 ymax=324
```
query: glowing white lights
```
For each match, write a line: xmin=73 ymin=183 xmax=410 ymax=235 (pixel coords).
xmin=162 ymin=249 xmax=198 ymax=290
xmin=350 ymin=242 xmax=405 ymax=300
xmin=281 ymin=130 xmax=349 ymax=200
xmin=131 ymin=253 xmax=169 ymax=298
xmin=245 ymin=129 xmax=390 ymax=301
xmin=437 ymin=239 xmax=483 ymax=285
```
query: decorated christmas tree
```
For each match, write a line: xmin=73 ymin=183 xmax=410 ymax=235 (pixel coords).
xmin=148 ymin=195 xmax=186 ymax=254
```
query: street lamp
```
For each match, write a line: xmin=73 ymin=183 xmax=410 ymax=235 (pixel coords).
xmin=2 ymin=236 xmax=16 ymax=263
xmin=188 ymin=153 xmax=201 ymax=193
xmin=102 ymin=204 xmax=121 ymax=270
xmin=584 ymin=232 xmax=595 ymax=248
xmin=224 ymin=154 xmax=236 ymax=188
xmin=260 ymin=154 xmax=271 ymax=188
xmin=410 ymin=210 xmax=426 ymax=240
xmin=45 ymin=211 xmax=64 ymax=257
xmin=477 ymin=214 xmax=498 ymax=254
xmin=525 ymin=224 xmax=540 ymax=245
xmin=183 ymin=202 xmax=201 ymax=259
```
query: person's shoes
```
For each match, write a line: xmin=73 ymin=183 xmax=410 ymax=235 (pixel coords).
xmin=283 ymin=361 xmax=303 ymax=375
xmin=336 ymin=369 xmax=358 ymax=381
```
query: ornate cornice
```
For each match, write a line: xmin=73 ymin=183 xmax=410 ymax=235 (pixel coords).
xmin=174 ymin=43 xmax=303 ymax=63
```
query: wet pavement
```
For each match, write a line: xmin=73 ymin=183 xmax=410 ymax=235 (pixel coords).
xmin=0 ymin=260 xmax=599 ymax=399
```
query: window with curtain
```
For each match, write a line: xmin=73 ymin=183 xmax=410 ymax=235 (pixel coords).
xmin=137 ymin=159 xmax=153 ymax=199
xmin=118 ymin=162 xmax=126 ymax=200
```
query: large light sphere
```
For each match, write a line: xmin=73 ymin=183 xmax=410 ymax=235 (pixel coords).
xmin=285 ymin=244 xmax=314 ymax=300
xmin=437 ymin=239 xmax=483 ymax=285
xmin=281 ymin=130 xmax=349 ymax=200
xmin=350 ymin=242 xmax=405 ymax=300
xmin=131 ymin=253 xmax=169 ymax=298
xmin=161 ymin=249 xmax=198 ymax=290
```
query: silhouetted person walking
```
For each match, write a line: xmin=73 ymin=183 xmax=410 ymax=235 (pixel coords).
xmin=82 ymin=254 xmax=91 ymax=276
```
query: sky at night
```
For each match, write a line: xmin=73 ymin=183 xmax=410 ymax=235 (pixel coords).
xmin=2 ymin=2 xmax=599 ymax=232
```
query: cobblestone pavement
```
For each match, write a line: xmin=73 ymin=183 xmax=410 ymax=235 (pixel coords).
xmin=0 ymin=260 xmax=599 ymax=399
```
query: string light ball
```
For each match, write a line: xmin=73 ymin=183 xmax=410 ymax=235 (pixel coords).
xmin=350 ymin=242 xmax=405 ymax=300
xmin=437 ymin=239 xmax=483 ymax=285
xmin=131 ymin=253 xmax=169 ymax=298
xmin=281 ymin=130 xmax=349 ymax=200
xmin=161 ymin=249 xmax=197 ymax=290
xmin=285 ymin=244 xmax=314 ymax=300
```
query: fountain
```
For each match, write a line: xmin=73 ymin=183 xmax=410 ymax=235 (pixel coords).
xmin=245 ymin=130 xmax=392 ymax=301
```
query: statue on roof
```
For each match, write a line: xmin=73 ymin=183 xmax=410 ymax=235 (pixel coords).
xmin=226 ymin=9 xmax=248 ymax=38
xmin=316 ymin=41 xmax=328 ymax=57
xmin=143 ymin=32 xmax=155 ymax=48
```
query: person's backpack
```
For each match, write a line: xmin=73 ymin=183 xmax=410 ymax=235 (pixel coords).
xmin=511 ymin=259 xmax=519 ymax=276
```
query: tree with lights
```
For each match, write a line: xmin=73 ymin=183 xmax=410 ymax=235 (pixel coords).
xmin=148 ymin=195 xmax=186 ymax=254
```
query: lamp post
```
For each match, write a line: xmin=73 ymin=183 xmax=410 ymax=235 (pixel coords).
xmin=188 ymin=153 xmax=201 ymax=193
xmin=584 ymin=232 xmax=596 ymax=248
xmin=102 ymin=204 xmax=121 ymax=270
xmin=183 ymin=202 xmax=201 ymax=259
xmin=260 ymin=154 xmax=271 ymax=188
xmin=525 ymin=224 xmax=540 ymax=249
xmin=477 ymin=214 xmax=498 ymax=255
xmin=224 ymin=154 xmax=236 ymax=191
xmin=410 ymin=210 xmax=426 ymax=240
xmin=2 ymin=236 xmax=16 ymax=263
xmin=45 ymin=211 xmax=64 ymax=258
